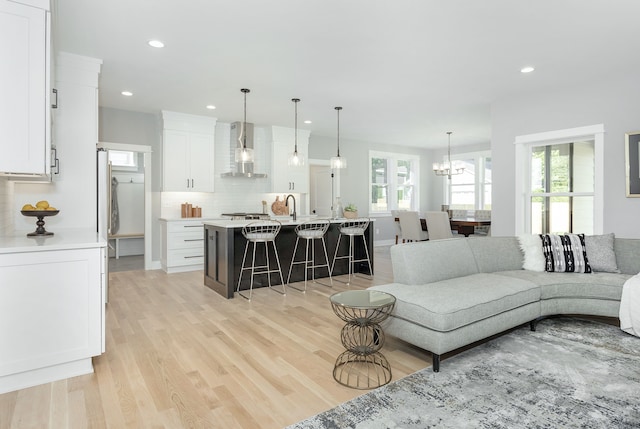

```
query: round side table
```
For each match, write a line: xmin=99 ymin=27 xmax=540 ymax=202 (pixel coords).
xmin=329 ymin=290 xmax=396 ymax=389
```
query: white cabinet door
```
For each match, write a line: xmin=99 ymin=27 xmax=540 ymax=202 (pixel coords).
xmin=189 ymin=132 xmax=214 ymax=192
xmin=162 ymin=112 xmax=216 ymax=192
xmin=163 ymin=130 xmax=190 ymax=191
xmin=0 ymin=0 xmax=49 ymax=174
xmin=0 ymin=247 xmax=102 ymax=377
xmin=271 ymin=127 xmax=310 ymax=193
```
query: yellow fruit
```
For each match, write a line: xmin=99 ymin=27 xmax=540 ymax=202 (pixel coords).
xmin=46 ymin=207 xmax=57 ymax=211
xmin=22 ymin=204 xmax=36 ymax=211
xmin=36 ymin=200 xmax=49 ymax=209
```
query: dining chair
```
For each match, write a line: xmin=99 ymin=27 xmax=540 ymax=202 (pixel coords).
xmin=391 ymin=209 xmax=406 ymax=244
xmin=398 ymin=211 xmax=428 ymax=242
xmin=473 ymin=210 xmax=491 ymax=236
xmin=423 ymin=211 xmax=454 ymax=240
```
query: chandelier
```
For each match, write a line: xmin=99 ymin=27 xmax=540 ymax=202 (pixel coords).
xmin=330 ymin=106 xmax=346 ymax=169
xmin=433 ymin=131 xmax=464 ymax=178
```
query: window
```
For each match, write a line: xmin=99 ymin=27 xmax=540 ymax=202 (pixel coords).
xmin=108 ymin=150 xmax=138 ymax=168
xmin=514 ymin=124 xmax=604 ymax=236
xmin=530 ymin=141 xmax=594 ymax=234
xmin=445 ymin=151 xmax=491 ymax=210
xmin=369 ymin=151 xmax=420 ymax=213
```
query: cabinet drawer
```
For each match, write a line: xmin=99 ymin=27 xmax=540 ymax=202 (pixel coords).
xmin=167 ymin=248 xmax=204 ymax=267
xmin=167 ymin=221 xmax=204 ymax=233
xmin=167 ymin=231 xmax=204 ymax=250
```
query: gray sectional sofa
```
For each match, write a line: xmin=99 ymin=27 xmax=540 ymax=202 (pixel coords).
xmin=368 ymin=236 xmax=640 ymax=371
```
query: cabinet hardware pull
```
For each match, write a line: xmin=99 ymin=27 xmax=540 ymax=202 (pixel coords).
xmin=183 ymin=225 xmax=202 ymax=228
xmin=191 ymin=179 xmax=194 ymax=188
xmin=184 ymin=239 xmax=204 ymax=242
xmin=52 ymin=88 xmax=58 ymax=109
xmin=184 ymin=255 xmax=202 ymax=259
xmin=187 ymin=179 xmax=190 ymax=188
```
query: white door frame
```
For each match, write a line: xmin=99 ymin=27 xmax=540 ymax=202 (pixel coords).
xmin=97 ymin=142 xmax=153 ymax=270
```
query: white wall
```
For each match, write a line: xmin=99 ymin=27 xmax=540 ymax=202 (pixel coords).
xmin=491 ymin=73 xmax=640 ymax=238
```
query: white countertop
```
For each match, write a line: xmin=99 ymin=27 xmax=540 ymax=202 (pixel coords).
xmin=204 ymin=217 xmax=375 ymax=229
xmin=0 ymin=229 xmax=107 ymax=254
xmin=159 ymin=217 xmax=222 ymax=222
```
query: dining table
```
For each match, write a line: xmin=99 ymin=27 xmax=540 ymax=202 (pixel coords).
xmin=394 ymin=216 xmax=491 ymax=237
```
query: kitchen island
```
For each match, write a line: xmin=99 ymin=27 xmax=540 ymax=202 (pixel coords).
xmin=204 ymin=218 xmax=374 ymax=299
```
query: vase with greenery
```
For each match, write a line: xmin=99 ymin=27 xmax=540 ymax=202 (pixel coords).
xmin=343 ymin=203 xmax=358 ymax=219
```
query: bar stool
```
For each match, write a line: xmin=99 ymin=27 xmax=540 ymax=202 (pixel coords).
xmin=331 ymin=218 xmax=373 ymax=286
xmin=287 ymin=219 xmax=333 ymax=292
xmin=236 ymin=220 xmax=286 ymax=300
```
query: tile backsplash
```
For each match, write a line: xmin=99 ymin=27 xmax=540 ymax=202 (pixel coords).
xmin=0 ymin=177 xmax=14 ymax=234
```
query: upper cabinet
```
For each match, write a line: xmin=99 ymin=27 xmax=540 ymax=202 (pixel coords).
xmin=162 ymin=111 xmax=216 ymax=192
xmin=270 ymin=126 xmax=310 ymax=193
xmin=0 ymin=0 xmax=51 ymax=175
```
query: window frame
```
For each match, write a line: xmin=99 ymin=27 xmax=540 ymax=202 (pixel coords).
xmin=514 ymin=124 xmax=604 ymax=235
xmin=368 ymin=150 xmax=420 ymax=215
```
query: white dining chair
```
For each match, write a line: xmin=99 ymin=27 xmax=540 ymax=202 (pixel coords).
xmin=473 ymin=210 xmax=491 ymax=236
xmin=423 ymin=211 xmax=454 ymax=240
xmin=398 ymin=211 xmax=428 ymax=242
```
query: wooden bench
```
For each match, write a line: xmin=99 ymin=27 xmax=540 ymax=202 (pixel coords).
xmin=108 ymin=233 xmax=144 ymax=259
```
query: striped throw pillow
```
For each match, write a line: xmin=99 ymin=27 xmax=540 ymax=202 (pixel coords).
xmin=540 ymin=233 xmax=592 ymax=273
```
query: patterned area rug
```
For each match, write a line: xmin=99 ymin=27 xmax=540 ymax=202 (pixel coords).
xmin=287 ymin=318 xmax=640 ymax=429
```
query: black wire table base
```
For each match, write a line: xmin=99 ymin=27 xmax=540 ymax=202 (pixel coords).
xmin=333 ymin=349 xmax=392 ymax=389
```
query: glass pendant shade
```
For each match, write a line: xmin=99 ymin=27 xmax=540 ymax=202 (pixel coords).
xmin=288 ymin=98 xmax=305 ymax=167
xmin=332 ymin=106 xmax=346 ymax=169
xmin=235 ymin=88 xmax=253 ymax=163
xmin=330 ymin=156 xmax=347 ymax=169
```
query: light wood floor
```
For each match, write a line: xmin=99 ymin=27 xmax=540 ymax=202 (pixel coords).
xmin=0 ymin=246 xmax=430 ymax=429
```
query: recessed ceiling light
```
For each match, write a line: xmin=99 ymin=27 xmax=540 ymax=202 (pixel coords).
xmin=520 ymin=66 xmax=535 ymax=73
xmin=206 ymin=105 xmax=216 ymax=110
xmin=121 ymin=91 xmax=133 ymax=97
xmin=148 ymin=40 xmax=164 ymax=48
xmin=304 ymin=120 xmax=312 ymax=124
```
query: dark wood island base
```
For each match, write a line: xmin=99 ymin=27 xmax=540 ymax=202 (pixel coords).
xmin=204 ymin=220 xmax=374 ymax=299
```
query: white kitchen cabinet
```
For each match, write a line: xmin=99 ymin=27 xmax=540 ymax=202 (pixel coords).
xmin=270 ymin=126 xmax=310 ymax=193
xmin=162 ymin=111 xmax=216 ymax=192
xmin=0 ymin=0 xmax=51 ymax=175
xmin=0 ymin=231 xmax=105 ymax=394
xmin=160 ymin=218 xmax=210 ymax=273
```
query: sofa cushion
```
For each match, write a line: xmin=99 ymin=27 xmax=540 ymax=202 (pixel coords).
xmin=390 ymin=239 xmax=478 ymax=285
xmin=467 ymin=236 xmax=525 ymax=273
xmin=541 ymin=233 xmax=591 ymax=273
xmin=614 ymin=238 xmax=640 ymax=275
xmin=585 ymin=233 xmax=619 ymax=273
xmin=495 ymin=270 xmax=630 ymax=301
xmin=369 ymin=273 xmax=540 ymax=332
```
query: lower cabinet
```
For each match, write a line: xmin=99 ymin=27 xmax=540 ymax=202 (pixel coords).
xmin=160 ymin=219 xmax=207 ymax=273
xmin=0 ymin=246 xmax=104 ymax=394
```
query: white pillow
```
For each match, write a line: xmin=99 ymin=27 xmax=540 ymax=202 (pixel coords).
xmin=518 ymin=234 xmax=545 ymax=272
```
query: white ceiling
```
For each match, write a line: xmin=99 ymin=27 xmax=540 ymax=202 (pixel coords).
xmin=53 ymin=0 xmax=640 ymax=149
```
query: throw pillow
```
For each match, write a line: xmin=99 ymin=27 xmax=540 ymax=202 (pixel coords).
xmin=518 ymin=234 xmax=546 ymax=272
xmin=584 ymin=233 xmax=620 ymax=273
xmin=540 ymin=233 xmax=592 ymax=273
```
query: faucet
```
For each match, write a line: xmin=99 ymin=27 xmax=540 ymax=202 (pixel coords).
xmin=285 ymin=194 xmax=297 ymax=221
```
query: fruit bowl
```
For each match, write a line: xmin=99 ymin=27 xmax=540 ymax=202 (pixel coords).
xmin=21 ymin=210 xmax=59 ymax=236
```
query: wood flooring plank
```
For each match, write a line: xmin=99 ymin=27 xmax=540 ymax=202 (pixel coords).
xmin=0 ymin=246 xmax=429 ymax=428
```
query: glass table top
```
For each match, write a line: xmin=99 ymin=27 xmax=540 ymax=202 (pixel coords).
xmin=330 ymin=290 xmax=396 ymax=309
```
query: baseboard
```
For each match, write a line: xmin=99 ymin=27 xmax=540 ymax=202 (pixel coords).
xmin=0 ymin=358 xmax=93 ymax=395
xmin=148 ymin=260 xmax=162 ymax=270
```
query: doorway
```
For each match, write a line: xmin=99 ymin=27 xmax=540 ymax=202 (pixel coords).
xmin=98 ymin=142 xmax=152 ymax=271
xmin=309 ymin=161 xmax=333 ymax=216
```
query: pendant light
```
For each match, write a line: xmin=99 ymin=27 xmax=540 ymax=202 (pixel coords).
xmin=287 ymin=98 xmax=305 ymax=167
xmin=433 ymin=131 xmax=464 ymax=178
xmin=330 ymin=106 xmax=346 ymax=169
xmin=235 ymin=88 xmax=254 ymax=163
